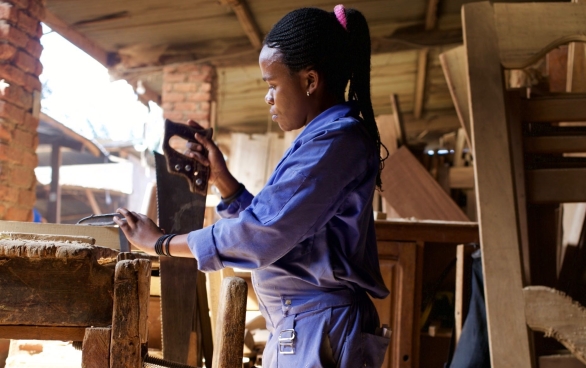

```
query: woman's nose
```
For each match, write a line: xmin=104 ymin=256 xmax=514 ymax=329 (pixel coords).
xmin=265 ymin=92 xmax=274 ymax=105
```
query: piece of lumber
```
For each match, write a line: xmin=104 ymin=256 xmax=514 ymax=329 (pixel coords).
xmin=390 ymin=94 xmax=408 ymax=146
xmin=493 ymin=2 xmax=586 ymax=69
xmin=197 ymin=271 xmax=214 ymax=367
xmin=413 ymin=48 xmax=429 ymax=119
xmin=0 ymin=237 xmax=117 ymax=327
xmin=521 ymin=94 xmax=586 ymax=122
xmin=0 ymin=220 xmax=123 ymax=249
xmin=527 ymin=169 xmax=586 ymax=203
xmin=524 ymin=136 xmax=586 ymax=154
xmin=82 ymin=327 xmax=111 ymax=368
xmin=110 ymin=259 xmax=151 ymax=368
xmin=212 ymin=277 xmax=247 ymax=368
xmin=524 ymin=286 xmax=586 ymax=364
xmin=380 ymin=146 xmax=469 ymax=221
xmin=453 ymin=128 xmax=467 ymax=167
xmin=439 ymin=46 xmax=472 ymax=148
xmin=0 ymin=326 xmax=86 ymax=340
xmin=85 ymin=189 xmax=102 ymax=215
xmin=449 ymin=166 xmax=474 ymax=189
xmin=455 ymin=244 xmax=475 ymax=344
xmin=463 ymin=2 xmax=532 ymax=367
xmin=375 ymin=219 xmax=479 ymax=244
xmin=425 ymin=0 xmax=440 ymax=30
xmin=207 ymin=268 xmax=236 ymax=342
xmin=540 ymin=354 xmax=586 ymax=368
xmin=47 ymin=143 xmax=61 ymax=224
xmin=218 ymin=0 xmax=263 ymax=49
xmin=567 ymin=0 xmax=586 ymax=93
xmin=43 ymin=9 xmax=113 ymax=67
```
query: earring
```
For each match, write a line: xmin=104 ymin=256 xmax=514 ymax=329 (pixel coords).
xmin=307 ymin=91 xmax=310 ymax=96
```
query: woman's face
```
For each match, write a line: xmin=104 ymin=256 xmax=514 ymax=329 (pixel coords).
xmin=259 ymin=45 xmax=310 ymax=132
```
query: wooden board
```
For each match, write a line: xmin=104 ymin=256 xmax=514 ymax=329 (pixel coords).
xmin=0 ymin=326 xmax=86 ymax=341
xmin=524 ymin=136 xmax=586 ymax=154
xmin=375 ymin=219 xmax=478 ymax=244
xmin=380 ymin=146 xmax=469 ymax=222
xmin=0 ymin=238 xmax=117 ymax=327
xmin=527 ymin=169 xmax=586 ymax=203
xmin=211 ymin=277 xmax=247 ymax=368
xmin=0 ymin=220 xmax=123 ymax=249
xmin=110 ymin=259 xmax=150 ymax=368
xmin=439 ymin=45 xmax=472 ymax=148
xmin=521 ymin=95 xmax=586 ymax=123
xmin=462 ymin=2 xmax=532 ymax=367
xmin=493 ymin=3 xmax=586 ymax=69
xmin=449 ymin=167 xmax=474 ymax=189
xmin=540 ymin=354 xmax=586 ymax=368
xmin=524 ymin=286 xmax=586 ymax=365
xmin=82 ymin=327 xmax=111 ymax=368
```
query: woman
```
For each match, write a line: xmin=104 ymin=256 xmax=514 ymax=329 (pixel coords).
xmin=115 ymin=5 xmax=390 ymax=367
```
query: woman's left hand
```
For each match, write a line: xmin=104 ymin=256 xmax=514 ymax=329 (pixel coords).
xmin=114 ymin=208 xmax=163 ymax=255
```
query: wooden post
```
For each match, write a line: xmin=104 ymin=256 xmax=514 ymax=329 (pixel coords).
xmin=47 ymin=143 xmax=61 ymax=224
xmin=212 ymin=277 xmax=247 ymax=368
xmin=82 ymin=327 xmax=112 ymax=368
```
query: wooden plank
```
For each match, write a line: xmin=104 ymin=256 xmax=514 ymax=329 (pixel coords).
xmin=196 ymin=271 xmax=214 ymax=368
xmin=85 ymin=189 xmax=102 ymax=214
xmin=521 ymin=95 xmax=586 ymax=122
xmin=540 ymin=354 xmax=586 ymax=368
xmin=524 ymin=136 xmax=586 ymax=154
xmin=425 ymin=0 xmax=440 ymax=30
xmin=375 ymin=219 xmax=479 ymax=244
xmin=413 ymin=49 xmax=429 ymax=119
xmin=0 ymin=238 xmax=116 ymax=327
xmin=389 ymin=94 xmax=408 ymax=146
xmin=455 ymin=244 xmax=474 ymax=344
xmin=43 ymin=9 xmax=113 ymax=67
xmin=47 ymin=143 xmax=61 ymax=224
xmin=380 ymin=146 xmax=469 ymax=221
xmin=449 ymin=167 xmax=474 ymax=189
xmin=212 ymin=277 xmax=247 ymax=368
xmin=527 ymin=169 xmax=586 ymax=203
xmin=524 ymin=286 xmax=586 ymax=365
xmin=462 ymin=2 xmax=533 ymax=367
xmin=493 ymin=3 xmax=586 ymax=69
xmin=567 ymin=43 xmax=586 ymax=93
xmin=0 ymin=326 xmax=86 ymax=341
xmin=82 ymin=327 xmax=111 ymax=368
xmin=110 ymin=259 xmax=150 ymax=368
xmin=218 ymin=0 xmax=263 ymax=49
xmin=0 ymin=220 xmax=122 ymax=249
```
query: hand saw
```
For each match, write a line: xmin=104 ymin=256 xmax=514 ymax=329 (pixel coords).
xmin=155 ymin=119 xmax=214 ymax=366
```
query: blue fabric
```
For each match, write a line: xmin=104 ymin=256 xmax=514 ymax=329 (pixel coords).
xmin=188 ymin=102 xmax=389 ymax=366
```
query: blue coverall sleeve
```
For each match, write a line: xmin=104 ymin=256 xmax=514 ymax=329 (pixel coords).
xmin=188 ymin=124 xmax=372 ymax=271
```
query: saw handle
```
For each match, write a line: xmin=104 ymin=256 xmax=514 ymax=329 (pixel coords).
xmin=162 ymin=119 xmax=213 ymax=196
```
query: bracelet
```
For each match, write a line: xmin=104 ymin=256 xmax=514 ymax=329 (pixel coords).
xmin=154 ymin=234 xmax=172 ymax=256
xmin=164 ymin=234 xmax=177 ymax=257
xmin=221 ymin=183 xmax=245 ymax=205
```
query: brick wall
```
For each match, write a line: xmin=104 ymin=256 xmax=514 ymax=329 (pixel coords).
xmin=0 ymin=0 xmax=43 ymax=221
xmin=161 ymin=63 xmax=215 ymax=128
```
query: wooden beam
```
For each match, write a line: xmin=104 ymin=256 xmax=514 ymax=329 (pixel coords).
xmin=85 ymin=189 xmax=102 ymax=215
xmin=567 ymin=0 xmax=586 ymax=93
xmin=218 ymin=0 xmax=263 ymax=50
xmin=414 ymin=49 xmax=429 ymax=119
xmin=47 ymin=143 xmax=61 ymax=224
xmin=372 ymin=27 xmax=463 ymax=55
xmin=82 ymin=327 xmax=111 ymax=368
xmin=524 ymin=135 xmax=586 ymax=154
xmin=40 ymin=112 xmax=104 ymax=157
xmin=43 ymin=9 xmax=114 ymax=67
xmin=527 ymin=168 xmax=586 ymax=203
xmin=390 ymin=94 xmax=408 ymax=145
xmin=449 ymin=166 xmax=474 ymax=189
xmin=463 ymin=2 xmax=532 ymax=366
xmin=521 ymin=94 xmax=586 ymax=122
xmin=375 ymin=219 xmax=479 ymax=244
xmin=425 ymin=0 xmax=441 ymax=31
xmin=0 ymin=326 xmax=86 ymax=341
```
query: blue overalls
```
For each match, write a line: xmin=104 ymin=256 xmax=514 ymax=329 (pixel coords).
xmin=188 ymin=102 xmax=390 ymax=367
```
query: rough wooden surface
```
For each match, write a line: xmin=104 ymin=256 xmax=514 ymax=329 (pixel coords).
xmin=82 ymin=327 xmax=111 ymax=368
xmin=380 ymin=146 xmax=469 ymax=222
xmin=525 ymin=286 xmax=586 ymax=364
xmin=463 ymin=2 xmax=533 ymax=366
xmin=212 ymin=277 xmax=247 ymax=368
xmin=0 ymin=326 xmax=86 ymax=341
xmin=0 ymin=238 xmax=117 ymax=327
xmin=110 ymin=259 xmax=151 ymax=368
xmin=375 ymin=219 xmax=478 ymax=244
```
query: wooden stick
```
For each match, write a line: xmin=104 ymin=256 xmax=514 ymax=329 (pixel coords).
xmin=82 ymin=327 xmax=111 ymax=368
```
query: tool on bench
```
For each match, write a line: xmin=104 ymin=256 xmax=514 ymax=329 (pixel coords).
xmin=155 ymin=119 xmax=214 ymax=366
xmin=76 ymin=213 xmax=131 ymax=252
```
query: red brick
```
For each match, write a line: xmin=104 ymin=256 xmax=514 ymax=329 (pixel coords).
xmin=3 ymin=82 xmax=31 ymax=109
xmin=0 ymin=123 xmax=11 ymax=142
xmin=162 ymin=92 xmax=185 ymax=103
xmin=162 ymin=72 xmax=186 ymax=84
xmin=27 ymin=0 xmax=43 ymax=19
xmin=21 ymin=112 xmax=38 ymax=130
xmin=0 ymin=184 xmax=19 ymax=200
xmin=6 ymin=205 xmax=31 ymax=221
xmin=175 ymin=63 xmax=202 ymax=74
xmin=173 ymin=82 xmax=196 ymax=93
xmin=185 ymin=112 xmax=209 ymax=122
xmin=188 ymin=73 xmax=210 ymax=83
xmin=11 ymin=164 xmax=34 ymax=188
xmin=199 ymin=101 xmax=210 ymax=112
xmin=0 ymin=100 xmax=24 ymax=124
xmin=13 ymin=127 xmax=32 ymax=146
xmin=0 ymin=42 xmax=17 ymax=61
xmin=14 ymin=49 xmax=34 ymax=73
xmin=17 ymin=187 xmax=34 ymax=206
xmin=31 ymin=132 xmax=36 ymax=148
xmin=0 ymin=203 xmax=7 ymax=217
xmin=0 ymin=62 xmax=26 ymax=86
xmin=0 ymin=143 xmax=20 ymax=163
xmin=10 ymin=0 xmax=29 ymax=10
xmin=161 ymin=102 xmax=174 ymax=111
xmin=25 ymin=36 xmax=41 ymax=58
xmin=0 ymin=22 xmax=27 ymax=48
xmin=16 ymin=9 xmax=38 ymax=36
xmin=174 ymin=102 xmax=197 ymax=111
xmin=199 ymin=82 xmax=212 ymax=93
xmin=23 ymin=72 xmax=40 ymax=92
xmin=0 ymin=3 xmax=17 ymax=23
xmin=163 ymin=111 xmax=183 ymax=121
xmin=186 ymin=92 xmax=211 ymax=102
xmin=21 ymin=150 xmax=36 ymax=167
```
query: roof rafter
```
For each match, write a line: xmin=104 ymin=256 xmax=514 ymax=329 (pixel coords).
xmin=218 ymin=0 xmax=263 ymax=50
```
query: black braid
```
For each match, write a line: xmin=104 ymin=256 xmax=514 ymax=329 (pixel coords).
xmin=264 ymin=7 xmax=388 ymax=189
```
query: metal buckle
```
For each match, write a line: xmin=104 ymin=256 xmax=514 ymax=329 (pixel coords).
xmin=278 ymin=328 xmax=296 ymax=355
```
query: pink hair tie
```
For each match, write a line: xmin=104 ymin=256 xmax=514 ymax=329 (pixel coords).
xmin=334 ymin=4 xmax=347 ymax=30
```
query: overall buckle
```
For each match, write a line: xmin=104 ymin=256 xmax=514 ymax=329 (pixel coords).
xmin=278 ymin=328 xmax=296 ymax=355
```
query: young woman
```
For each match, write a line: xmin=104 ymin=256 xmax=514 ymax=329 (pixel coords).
xmin=115 ymin=5 xmax=390 ymax=367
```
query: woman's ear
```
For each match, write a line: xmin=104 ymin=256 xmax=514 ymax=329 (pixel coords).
xmin=304 ymin=69 xmax=319 ymax=95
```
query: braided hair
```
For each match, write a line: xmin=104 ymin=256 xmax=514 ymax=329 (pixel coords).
xmin=264 ymin=6 xmax=388 ymax=189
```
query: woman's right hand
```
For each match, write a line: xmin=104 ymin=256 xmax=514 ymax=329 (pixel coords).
xmin=184 ymin=120 xmax=240 ymax=198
